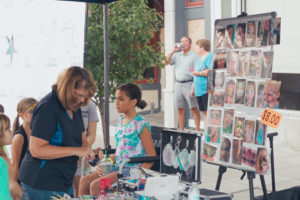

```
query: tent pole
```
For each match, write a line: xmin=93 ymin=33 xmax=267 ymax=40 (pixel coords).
xmin=103 ymin=2 xmax=110 ymax=148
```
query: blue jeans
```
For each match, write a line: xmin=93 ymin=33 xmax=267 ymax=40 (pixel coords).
xmin=21 ymin=183 xmax=73 ymax=200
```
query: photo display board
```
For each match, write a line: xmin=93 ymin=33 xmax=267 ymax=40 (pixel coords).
xmin=204 ymin=12 xmax=281 ymax=175
xmin=160 ymin=129 xmax=202 ymax=183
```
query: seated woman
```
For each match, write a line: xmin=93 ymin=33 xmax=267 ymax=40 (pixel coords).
xmin=79 ymin=83 xmax=156 ymax=196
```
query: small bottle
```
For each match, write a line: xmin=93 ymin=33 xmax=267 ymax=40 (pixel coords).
xmin=97 ymin=180 xmax=107 ymax=200
xmin=188 ymin=182 xmax=200 ymax=200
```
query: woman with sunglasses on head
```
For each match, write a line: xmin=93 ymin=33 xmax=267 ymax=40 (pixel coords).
xmin=18 ymin=66 xmax=97 ymax=200
xmin=11 ymin=98 xmax=37 ymax=195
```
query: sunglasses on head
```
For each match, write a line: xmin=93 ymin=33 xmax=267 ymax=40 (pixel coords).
xmin=25 ymin=104 xmax=37 ymax=114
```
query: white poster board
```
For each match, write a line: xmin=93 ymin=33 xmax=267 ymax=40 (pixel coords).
xmin=0 ymin=0 xmax=86 ymax=121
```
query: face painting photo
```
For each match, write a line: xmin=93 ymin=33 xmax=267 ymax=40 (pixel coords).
xmin=235 ymin=79 xmax=246 ymax=104
xmin=248 ymin=50 xmax=261 ymax=77
xmin=234 ymin=23 xmax=246 ymax=48
xmin=224 ymin=80 xmax=236 ymax=104
xmin=203 ymin=143 xmax=217 ymax=162
xmin=227 ymin=51 xmax=239 ymax=76
xmin=215 ymin=25 xmax=226 ymax=49
xmin=209 ymin=91 xmax=225 ymax=107
xmin=245 ymin=81 xmax=256 ymax=107
xmin=245 ymin=21 xmax=256 ymax=47
xmin=232 ymin=139 xmax=243 ymax=165
xmin=219 ymin=136 xmax=231 ymax=163
xmin=207 ymin=126 xmax=221 ymax=143
xmin=261 ymin=51 xmax=273 ymax=78
xmin=234 ymin=117 xmax=245 ymax=138
xmin=223 ymin=109 xmax=234 ymax=134
xmin=243 ymin=120 xmax=255 ymax=143
xmin=238 ymin=51 xmax=250 ymax=77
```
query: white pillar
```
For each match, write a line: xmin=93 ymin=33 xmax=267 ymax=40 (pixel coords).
xmin=163 ymin=0 xmax=177 ymax=128
xmin=231 ymin=0 xmax=242 ymax=17
xmin=210 ymin=0 xmax=222 ymax=49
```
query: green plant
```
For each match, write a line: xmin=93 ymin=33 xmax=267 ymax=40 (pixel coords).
xmin=86 ymin=0 xmax=165 ymax=146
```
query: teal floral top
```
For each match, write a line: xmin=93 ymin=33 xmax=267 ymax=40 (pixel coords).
xmin=115 ymin=115 xmax=151 ymax=167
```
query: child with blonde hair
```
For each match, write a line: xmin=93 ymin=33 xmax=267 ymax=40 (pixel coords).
xmin=11 ymin=98 xmax=37 ymax=192
xmin=0 ymin=113 xmax=22 ymax=200
xmin=264 ymin=80 xmax=280 ymax=108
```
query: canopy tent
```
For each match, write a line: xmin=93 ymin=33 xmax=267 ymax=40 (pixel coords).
xmin=59 ymin=0 xmax=118 ymax=148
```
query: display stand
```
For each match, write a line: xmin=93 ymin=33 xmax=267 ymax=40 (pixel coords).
xmin=267 ymin=132 xmax=278 ymax=192
xmin=214 ymin=132 xmax=278 ymax=200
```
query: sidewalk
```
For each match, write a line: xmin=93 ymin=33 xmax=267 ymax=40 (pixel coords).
xmin=94 ymin=111 xmax=300 ymax=200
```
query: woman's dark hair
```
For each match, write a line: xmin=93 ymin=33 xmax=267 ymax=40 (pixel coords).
xmin=117 ymin=83 xmax=147 ymax=109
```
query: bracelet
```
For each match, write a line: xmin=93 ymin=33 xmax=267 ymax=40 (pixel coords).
xmin=199 ymin=71 xmax=202 ymax=76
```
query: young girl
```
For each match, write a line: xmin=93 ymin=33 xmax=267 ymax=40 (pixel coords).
xmin=264 ymin=80 xmax=280 ymax=108
xmin=0 ymin=113 xmax=22 ymax=200
xmin=79 ymin=83 xmax=156 ymax=196
xmin=11 ymin=98 xmax=37 ymax=189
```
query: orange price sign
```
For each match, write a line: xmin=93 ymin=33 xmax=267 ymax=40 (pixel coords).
xmin=260 ymin=108 xmax=282 ymax=128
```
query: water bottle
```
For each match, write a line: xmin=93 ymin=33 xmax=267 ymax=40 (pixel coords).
xmin=188 ymin=182 xmax=200 ymax=200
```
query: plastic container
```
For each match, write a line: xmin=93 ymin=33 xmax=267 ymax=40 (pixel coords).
xmin=188 ymin=182 xmax=200 ymax=200
xmin=98 ymin=161 xmax=113 ymax=175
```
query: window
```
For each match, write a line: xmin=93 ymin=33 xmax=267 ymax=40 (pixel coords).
xmin=186 ymin=0 xmax=204 ymax=7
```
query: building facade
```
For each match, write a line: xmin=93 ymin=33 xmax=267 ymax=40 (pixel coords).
xmin=163 ymin=0 xmax=300 ymax=150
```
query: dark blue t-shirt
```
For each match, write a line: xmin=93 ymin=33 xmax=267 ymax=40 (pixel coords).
xmin=14 ymin=125 xmax=28 ymax=169
xmin=19 ymin=90 xmax=84 ymax=192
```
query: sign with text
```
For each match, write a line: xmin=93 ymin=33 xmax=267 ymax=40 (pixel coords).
xmin=260 ymin=108 xmax=282 ymax=128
